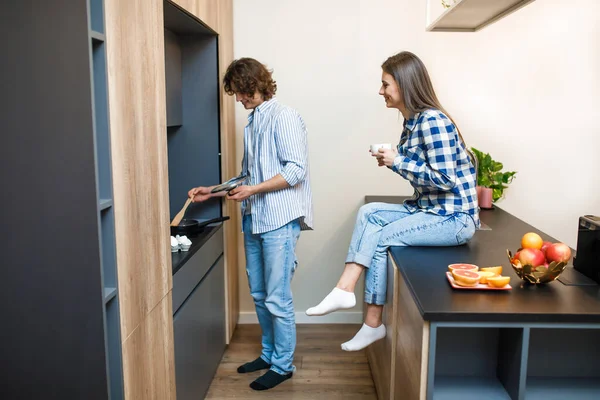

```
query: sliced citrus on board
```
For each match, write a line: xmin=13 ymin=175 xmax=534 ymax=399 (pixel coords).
xmin=480 ymin=266 xmax=502 ymax=276
xmin=455 ymin=280 xmax=479 ymax=287
xmin=477 ymin=271 xmax=496 ymax=284
xmin=452 ymin=269 xmax=481 ymax=286
xmin=448 ymin=263 xmax=479 ymax=272
xmin=487 ymin=276 xmax=510 ymax=288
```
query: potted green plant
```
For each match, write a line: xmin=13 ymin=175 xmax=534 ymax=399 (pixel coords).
xmin=470 ymin=147 xmax=517 ymax=209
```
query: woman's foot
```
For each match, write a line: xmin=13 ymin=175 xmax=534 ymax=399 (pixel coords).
xmin=305 ymin=287 xmax=356 ymax=316
xmin=341 ymin=323 xmax=386 ymax=351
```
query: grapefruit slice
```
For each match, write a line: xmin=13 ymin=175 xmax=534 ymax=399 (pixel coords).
xmin=452 ymin=269 xmax=481 ymax=286
xmin=448 ymin=263 xmax=479 ymax=273
xmin=455 ymin=279 xmax=479 ymax=287
xmin=487 ymin=276 xmax=510 ymax=288
xmin=480 ymin=266 xmax=502 ymax=276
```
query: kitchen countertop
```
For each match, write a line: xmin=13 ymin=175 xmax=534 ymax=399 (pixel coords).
xmin=171 ymin=223 xmax=222 ymax=275
xmin=366 ymin=195 xmax=600 ymax=323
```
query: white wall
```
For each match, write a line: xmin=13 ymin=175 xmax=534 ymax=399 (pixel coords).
xmin=232 ymin=0 xmax=600 ymax=321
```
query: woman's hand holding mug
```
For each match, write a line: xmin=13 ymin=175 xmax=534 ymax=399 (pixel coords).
xmin=370 ymin=143 xmax=396 ymax=167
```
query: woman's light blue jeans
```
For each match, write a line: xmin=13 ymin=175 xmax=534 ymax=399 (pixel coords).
xmin=243 ymin=215 xmax=301 ymax=375
xmin=346 ymin=202 xmax=476 ymax=305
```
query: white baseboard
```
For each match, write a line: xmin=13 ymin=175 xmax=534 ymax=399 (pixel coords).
xmin=238 ymin=311 xmax=363 ymax=324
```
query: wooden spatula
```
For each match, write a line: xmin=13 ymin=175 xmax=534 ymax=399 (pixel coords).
xmin=170 ymin=197 xmax=193 ymax=227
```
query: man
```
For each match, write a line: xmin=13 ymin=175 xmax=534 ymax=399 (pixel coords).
xmin=189 ymin=57 xmax=313 ymax=391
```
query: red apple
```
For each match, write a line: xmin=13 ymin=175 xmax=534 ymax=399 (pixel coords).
xmin=546 ymin=243 xmax=572 ymax=263
xmin=510 ymin=250 xmax=521 ymax=265
xmin=518 ymin=248 xmax=546 ymax=267
xmin=540 ymin=241 xmax=553 ymax=257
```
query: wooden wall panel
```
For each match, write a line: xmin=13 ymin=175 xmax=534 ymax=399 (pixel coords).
xmin=367 ymin=258 xmax=399 ymax=400
xmin=122 ymin=295 xmax=176 ymax=399
xmin=394 ymin=268 xmax=430 ymax=400
xmin=216 ymin=0 xmax=240 ymax=343
xmin=104 ymin=0 xmax=236 ymax=397
xmin=104 ymin=0 xmax=175 ymax=398
xmin=172 ymin=0 xmax=219 ymax=31
xmin=105 ymin=0 xmax=172 ymax=341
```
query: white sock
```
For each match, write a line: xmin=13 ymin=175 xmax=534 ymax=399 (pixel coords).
xmin=305 ymin=287 xmax=356 ymax=316
xmin=341 ymin=323 xmax=386 ymax=351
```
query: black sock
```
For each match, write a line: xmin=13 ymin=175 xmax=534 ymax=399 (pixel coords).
xmin=249 ymin=370 xmax=293 ymax=391
xmin=237 ymin=357 xmax=271 ymax=373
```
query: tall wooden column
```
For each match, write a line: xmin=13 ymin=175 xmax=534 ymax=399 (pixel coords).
xmin=103 ymin=0 xmax=237 ymax=398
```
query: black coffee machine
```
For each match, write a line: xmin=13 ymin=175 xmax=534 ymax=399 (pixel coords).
xmin=574 ymin=215 xmax=600 ymax=284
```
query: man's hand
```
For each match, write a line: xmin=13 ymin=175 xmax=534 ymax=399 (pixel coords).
xmin=227 ymin=185 xmax=256 ymax=202
xmin=188 ymin=186 xmax=212 ymax=203
xmin=372 ymin=147 xmax=398 ymax=168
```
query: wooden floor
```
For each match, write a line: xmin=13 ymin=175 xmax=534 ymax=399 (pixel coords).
xmin=205 ymin=324 xmax=378 ymax=399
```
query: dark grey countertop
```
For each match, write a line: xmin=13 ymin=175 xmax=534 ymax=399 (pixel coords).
xmin=366 ymin=196 xmax=600 ymax=323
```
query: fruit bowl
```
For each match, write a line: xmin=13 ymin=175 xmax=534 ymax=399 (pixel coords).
xmin=506 ymin=249 xmax=568 ymax=284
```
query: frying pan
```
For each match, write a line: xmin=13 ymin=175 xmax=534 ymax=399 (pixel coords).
xmin=170 ymin=216 xmax=230 ymax=236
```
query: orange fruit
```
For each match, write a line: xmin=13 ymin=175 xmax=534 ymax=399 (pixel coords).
xmin=448 ymin=263 xmax=479 ymax=272
xmin=477 ymin=271 xmax=496 ymax=284
xmin=487 ymin=276 xmax=510 ymax=288
xmin=480 ymin=266 xmax=502 ymax=276
xmin=521 ymin=232 xmax=543 ymax=250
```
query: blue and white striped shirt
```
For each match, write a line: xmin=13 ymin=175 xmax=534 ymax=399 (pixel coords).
xmin=241 ymin=98 xmax=314 ymax=234
xmin=392 ymin=109 xmax=480 ymax=228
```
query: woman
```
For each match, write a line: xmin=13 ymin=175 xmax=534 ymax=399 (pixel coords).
xmin=306 ymin=51 xmax=479 ymax=351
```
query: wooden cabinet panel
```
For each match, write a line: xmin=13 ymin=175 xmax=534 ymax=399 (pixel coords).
xmin=216 ymin=0 xmax=240 ymax=343
xmin=122 ymin=294 xmax=176 ymax=400
xmin=104 ymin=0 xmax=172 ymax=340
xmin=103 ymin=0 xmax=236 ymax=397
xmin=171 ymin=0 xmax=218 ymax=31
xmin=367 ymin=258 xmax=399 ymax=400
xmin=394 ymin=268 xmax=429 ymax=400
xmin=197 ymin=0 xmax=219 ymax=29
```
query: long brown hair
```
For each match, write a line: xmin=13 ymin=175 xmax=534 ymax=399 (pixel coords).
xmin=381 ymin=51 xmax=468 ymax=147
xmin=223 ymin=58 xmax=277 ymax=100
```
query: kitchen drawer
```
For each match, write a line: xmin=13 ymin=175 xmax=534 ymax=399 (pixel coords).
xmin=174 ymin=256 xmax=225 ymax=400
xmin=172 ymin=226 xmax=223 ymax=313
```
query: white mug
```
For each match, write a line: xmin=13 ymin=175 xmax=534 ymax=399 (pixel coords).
xmin=370 ymin=143 xmax=392 ymax=155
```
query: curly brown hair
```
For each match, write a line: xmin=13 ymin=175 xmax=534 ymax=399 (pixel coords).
xmin=223 ymin=58 xmax=277 ymax=100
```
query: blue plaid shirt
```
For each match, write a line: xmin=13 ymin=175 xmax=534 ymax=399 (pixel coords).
xmin=392 ymin=109 xmax=480 ymax=228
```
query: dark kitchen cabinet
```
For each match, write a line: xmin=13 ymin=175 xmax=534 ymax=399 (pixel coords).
xmin=172 ymin=225 xmax=226 ymax=400
xmin=174 ymin=256 xmax=226 ymax=400
xmin=164 ymin=0 xmax=222 ymax=223
xmin=0 ymin=0 xmax=123 ymax=398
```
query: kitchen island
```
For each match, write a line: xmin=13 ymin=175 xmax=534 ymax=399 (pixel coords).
xmin=364 ymin=196 xmax=600 ymax=400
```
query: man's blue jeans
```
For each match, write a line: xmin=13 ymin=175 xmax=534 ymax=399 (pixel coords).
xmin=346 ymin=202 xmax=476 ymax=305
xmin=243 ymin=215 xmax=301 ymax=375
